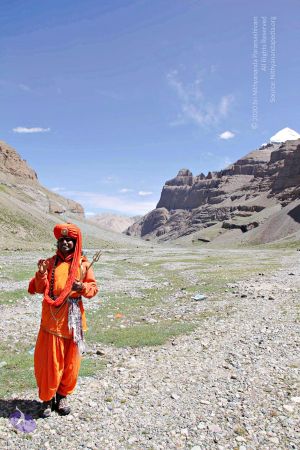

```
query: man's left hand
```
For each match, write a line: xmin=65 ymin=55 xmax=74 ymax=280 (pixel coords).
xmin=72 ymin=281 xmax=83 ymax=292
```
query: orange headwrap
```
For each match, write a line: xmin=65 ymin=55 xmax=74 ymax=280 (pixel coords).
xmin=42 ymin=223 xmax=83 ymax=307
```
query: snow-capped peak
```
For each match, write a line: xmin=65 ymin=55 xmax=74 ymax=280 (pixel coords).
xmin=270 ymin=127 xmax=300 ymax=143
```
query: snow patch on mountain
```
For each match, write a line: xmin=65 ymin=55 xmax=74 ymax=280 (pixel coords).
xmin=270 ymin=127 xmax=300 ymax=143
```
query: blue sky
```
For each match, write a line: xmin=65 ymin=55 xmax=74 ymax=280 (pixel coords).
xmin=1 ymin=0 xmax=299 ymax=215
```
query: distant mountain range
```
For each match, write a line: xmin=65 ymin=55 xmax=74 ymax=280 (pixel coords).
xmin=126 ymin=128 xmax=300 ymax=245
xmin=2 ymin=129 xmax=300 ymax=249
xmin=89 ymin=213 xmax=141 ymax=233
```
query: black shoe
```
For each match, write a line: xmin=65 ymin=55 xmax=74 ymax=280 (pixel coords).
xmin=56 ymin=393 xmax=71 ymax=415
xmin=40 ymin=398 xmax=54 ymax=418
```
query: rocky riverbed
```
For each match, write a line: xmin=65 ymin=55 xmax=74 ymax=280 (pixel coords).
xmin=0 ymin=248 xmax=299 ymax=450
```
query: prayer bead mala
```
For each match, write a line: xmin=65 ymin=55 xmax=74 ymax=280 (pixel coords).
xmin=49 ymin=255 xmax=59 ymax=299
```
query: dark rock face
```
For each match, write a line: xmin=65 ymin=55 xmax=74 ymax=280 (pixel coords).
xmin=0 ymin=141 xmax=38 ymax=181
xmin=222 ymin=221 xmax=259 ymax=232
xmin=141 ymin=208 xmax=170 ymax=236
xmin=270 ymin=140 xmax=300 ymax=194
xmin=157 ymin=177 xmax=224 ymax=211
xmin=126 ymin=139 xmax=300 ymax=241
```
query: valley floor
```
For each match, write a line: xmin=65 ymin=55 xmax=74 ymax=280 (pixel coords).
xmin=0 ymin=246 xmax=299 ymax=449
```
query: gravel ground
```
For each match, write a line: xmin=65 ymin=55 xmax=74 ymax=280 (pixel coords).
xmin=0 ymin=251 xmax=299 ymax=450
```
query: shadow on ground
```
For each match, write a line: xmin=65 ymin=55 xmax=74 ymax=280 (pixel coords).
xmin=0 ymin=399 xmax=42 ymax=420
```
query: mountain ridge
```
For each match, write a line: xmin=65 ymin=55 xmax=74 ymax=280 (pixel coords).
xmin=125 ymin=135 xmax=300 ymax=244
xmin=0 ymin=140 xmax=88 ymax=249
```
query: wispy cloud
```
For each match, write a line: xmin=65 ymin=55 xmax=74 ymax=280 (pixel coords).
xmin=50 ymin=187 xmax=65 ymax=193
xmin=13 ymin=127 xmax=50 ymax=133
xmin=219 ymin=130 xmax=235 ymax=140
xmin=57 ymin=189 xmax=156 ymax=215
xmin=18 ymin=83 xmax=31 ymax=92
xmin=119 ymin=188 xmax=134 ymax=193
xmin=167 ymin=70 xmax=234 ymax=127
xmin=0 ymin=79 xmax=32 ymax=92
xmin=138 ymin=191 xmax=153 ymax=196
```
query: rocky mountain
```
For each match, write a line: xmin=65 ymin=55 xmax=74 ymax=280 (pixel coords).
xmin=126 ymin=130 xmax=300 ymax=244
xmin=0 ymin=140 xmax=84 ymax=249
xmin=0 ymin=140 xmax=38 ymax=181
xmin=0 ymin=140 xmax=84 ymax=217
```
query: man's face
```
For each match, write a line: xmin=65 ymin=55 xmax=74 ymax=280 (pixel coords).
xmin=57 ymin=237 xmax=76 ymax=256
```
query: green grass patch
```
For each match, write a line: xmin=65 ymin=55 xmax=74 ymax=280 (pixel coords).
xmin=0 ymin=345 xmax=106 ymax=398
xmin=264 ymin=240 xmax=300 ymax=249
xmin=79 ymin=356 xmax=106 ymax=377
xmin=86 ymin=320 xmax=197 ymax=348
xmin=0 ymin=261 xmax=37 ymax=282
xmin=86 ymin=289 xmax=165 ymax=330
xmin=0 ymin=288 xmax=28 ymax=305
xmin=7 ymin=268 xmax=34 ymax=282
xmin=0 ymin=207 xmax=34 ymax=229
xmin=0 ymin=347 xmax=36 ymax=398
xmin=1 ymin=269 xmax=34 ymax=282
xmin=86 ymin=252 xmax=282 ymax=348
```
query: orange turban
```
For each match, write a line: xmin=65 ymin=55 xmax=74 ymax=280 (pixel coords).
xmin=43 ymin=223 xmax=83 ymax=307
xmin=53 ymin=223 xmax=81 ymax=241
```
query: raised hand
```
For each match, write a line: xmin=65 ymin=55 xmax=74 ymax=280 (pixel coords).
xmin=38 ymin=260 xmax=48 ymax=274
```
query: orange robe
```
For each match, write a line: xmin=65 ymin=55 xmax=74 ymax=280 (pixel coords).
xmin=30 ymin=255 xmax=98 ymax=401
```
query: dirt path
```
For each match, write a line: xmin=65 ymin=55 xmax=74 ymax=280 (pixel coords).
xmin=0 ymin=253 xmax=299 ymax=450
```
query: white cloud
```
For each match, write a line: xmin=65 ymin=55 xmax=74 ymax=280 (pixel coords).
xmin=13 ymin=127 xmax=50 ymax=133
xmin=167 ymin=70 xmax=234 ymax=127
xmin=119 ymin=188 xmax=134 ymax=193
xmin=85 ymin=211 xmax=96 ymax=216
xmin=219 ymin=130 xmax=235 ymax=140
xmin=57 ymin=189 xmax=156 ymax=215
xmin=138 ymin=191 xmax=153 ymax=196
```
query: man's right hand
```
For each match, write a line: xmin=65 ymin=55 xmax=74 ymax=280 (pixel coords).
xmin=38 ymin=260 xmax=48 ymax=274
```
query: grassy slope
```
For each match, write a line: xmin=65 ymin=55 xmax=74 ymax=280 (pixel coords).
xmin=0 ymin=182 xmax=145 ymax=251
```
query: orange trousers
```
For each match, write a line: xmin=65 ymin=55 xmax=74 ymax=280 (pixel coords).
xmin=34 ymin=328 xmax=81 ymax=402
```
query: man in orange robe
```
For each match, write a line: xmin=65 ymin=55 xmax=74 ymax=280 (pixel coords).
xmin=28 ymin=223 xmax=98 ymax=417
